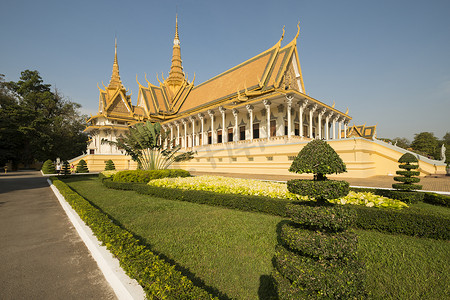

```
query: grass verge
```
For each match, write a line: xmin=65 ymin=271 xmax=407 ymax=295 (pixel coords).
xmin=63 ymin=176 xmax=450 ymax=299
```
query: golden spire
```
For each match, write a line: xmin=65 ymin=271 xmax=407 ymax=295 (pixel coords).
xmin=108 ymin=37 xmax=124 ymax=89
xmin=167 ymin=14 xmax=185 ymax=87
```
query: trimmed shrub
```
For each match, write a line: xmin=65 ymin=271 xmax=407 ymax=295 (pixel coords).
xmin=61 ymin=161 xmax=71 ymax=175
xmin=286 ymin=203 xmax=356 ymax=232
xmin=287 ymin=179 xmax=349 ymax=201
xmin=352 ymin=205 xmax=450 ymax=240
xmin=423 ymin=192 xmax=450 ymax=207
xmin=76 ymin=159 xmax=89 ymax=173
xmin=389 ymin=190 xmax=424 ymax=203
xmin=280 ymin=223 xmax=358 ymax=260
xmin=392 ymin=153 xmax=422 ymax=196
xmin=113 ymin=169 xmax=190 ymax=183
xmin=50 ymin=178 xmax=216 ymax=299
xmin=273 ymin=246 xmax=365 ymax=299
xmin=104 ymin=160 xmax=115 ymax=171
xmin=289 ymin=139 xmax=347 ymax=180
xmin=41 ymin=159 xmax=56 ymax=174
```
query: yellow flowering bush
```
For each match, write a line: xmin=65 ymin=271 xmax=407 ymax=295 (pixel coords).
xmin=330 ymin=191 xmax=408 ymax=209
xmin=148 ymin=176 xmax=408 ymax=209
xmin=148 ymin=175 xmax=307 ymax=201
xmin=101 ymin=170 xmax=119 ymax=178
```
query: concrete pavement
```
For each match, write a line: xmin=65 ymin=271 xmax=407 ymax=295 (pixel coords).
xmin=0 ymin=171 xmax=116 ymax=299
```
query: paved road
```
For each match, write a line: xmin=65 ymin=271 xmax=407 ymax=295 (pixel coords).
xmin=0 ymin=171 xmax=116 ymax=300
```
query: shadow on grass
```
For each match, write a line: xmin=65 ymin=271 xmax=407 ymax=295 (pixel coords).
xmin=67 ymin=182 xmax=233 ymax=300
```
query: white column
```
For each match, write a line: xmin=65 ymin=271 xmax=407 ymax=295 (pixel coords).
xmin=169 ymin=124 xmax=174 ymax=149
xmin=344 ymin=119 xmax=349 ymax=138
xmin=198 ymin=113 xmax=205 ymax=146
xmin=208 ymin=109 xmax=215 ymax=144
xmin=246 ymin=104 xmax=254 ymax=142
xmin=176 ymin=122 xmax=180 ymax=146
xmin=286 ymin=96 xmax=293 ymax=139
xmin=325 ymin=112 xmax=331 ymax=140
xmin=232 ymin=108 xmax=239 ymax=142
xmin=318 ymin=108 xmax=326 ymax=140
xmin=338 ymin=118 xmax=342 ymax=139
xmin=190 ymin=116 xmax=195 ymax=146
xmin=219 ymin=106 xmax=226 ymax=143
xmin=309 ymin=104 xmax=317 ymax=138
xmin=263 ymin=100 xmax=271 ymax=139
xmin=183 ymin=119 xmax=187 ymax=149
xmin=299 ymin=99 xmax=308 ymax=137
xmin=332 ymin=116 xmax=337 ymax=140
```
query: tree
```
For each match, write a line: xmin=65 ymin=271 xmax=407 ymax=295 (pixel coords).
xmin=287 ymin=139 xmax=349 ymax=201
xmin=103 ymin=121 xmax=194 ymax=170
xmin=41 ymin=159 xmax=56 ymax=174
xmin=391 ymin=153 xmax=424 ymax=203
xmin=61 ymin=161 xmax=71 ymax=175
xmin=76 ymin=159 xmax=89 ymax=173
xmin=274 ymin=140 xmax=365 ymax=298
xmin=392 ymin=137 xmax=410 ymax=149
xmin=0 ymin=70 xmax=88 ymax=169
xmin=104 ymin=159 xmax=115 ymax=171
xmin=410 ymin=132 xmax=439 ymax=159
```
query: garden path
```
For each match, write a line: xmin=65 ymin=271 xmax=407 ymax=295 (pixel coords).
xmin=0 ymin=170 xmax=116 ymax=299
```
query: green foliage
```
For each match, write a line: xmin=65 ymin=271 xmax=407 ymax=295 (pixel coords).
xmin=273 ymin=246 xmax=366 ymax=299
xmin=61 ymin=161 xmax=71 ymax=175
xmin=280 ymin=223 xmax=358 ymax=260
xmin=104 ymin=178 xmax=289 ymax=216
xmin=112 ymin=169 xmax=190 ymax=183
xmin=411 ymin=132 xmax=439 ymax=159
xmin=287 ymin=179 xmax=349 ymax=201
xmin=389 ymin=190 xmax=424 ymax=203
xmin=102 ymin=121 xmax=194 ymax=170
xmin=104 ymin=159 xmax=115 ymax=171
xmin=286 ymin=203 xmax=356 ymax=232
xmin=0 ymin=70 xmax=88 ymax=168
xmin=50 ymin=178 xmax=216 ymax=299
xmin=423 ymin=192 xmax=450 ymax=207
xmin=75 ymin=159 xmax=89 ymax=173
xmin=41 ymin=159 xmax=56 ymax=174
xmin=289 ymin=139 xmax=347 ymax=180
xmin=393 ymin=153 xmax=422 ymax=196
xmin=352 ymin=204 xmax=449 ymax=240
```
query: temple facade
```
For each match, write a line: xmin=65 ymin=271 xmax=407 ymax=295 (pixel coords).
xmin=72 ymin=17 xmax=446 ymax=177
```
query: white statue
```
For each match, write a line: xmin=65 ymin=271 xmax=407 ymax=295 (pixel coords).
xmin=441 ymin=144 xmax=446 ymax=162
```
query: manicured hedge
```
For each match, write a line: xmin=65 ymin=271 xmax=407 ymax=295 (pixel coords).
xmin=50 ymin=177 xmax=216 ymax=299
xmin=102 ymin=179 xmax=449 ymax=240
xmin=351 ymin=204 xmax=450 ymax=240
xmin=273 ymin=246 xmax=365 ymax=299
xmin=280 ymin=223 xmax=358 ymax=260
xmin=287 ymin=179 xmax=349 ymax=201
xmin=103 ymin=178 xmax=289 ymax=216
xmin=423 ymin=192 xmax=450 ymax=207
xmin=286 ymin=203 xmax=356 ymax=232
xmin=113 ymin=169 xmax=190 ymax=183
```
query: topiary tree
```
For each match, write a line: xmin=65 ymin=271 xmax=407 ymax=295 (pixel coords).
xmin=104 ymin=159 xmax=115 ymax=171
xmin=61 ymin=161 xmax=71 ymax=175
xmin=391 ymin=153 xmax=423 ymax=203
xmin=76 ymin=159 xmax=89 ymax=173
xmin=41 ymin=159 xmax=56 ymax=174
xmin=393 ymin=153 xmax=422 ymax=190
xmin=273 ymin=140 xmax=366 ymax=299
xmin=287 ymin=139 xmax=349 ymax=202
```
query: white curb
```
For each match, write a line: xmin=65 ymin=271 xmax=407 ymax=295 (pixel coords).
xmin=47 ymin=179 xmax=146 ymax=300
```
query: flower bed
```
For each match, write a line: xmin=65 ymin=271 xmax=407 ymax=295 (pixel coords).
xmin=330 ymin=191 xmax=408 ymax=209
xmin=148 ymin=176 xmax=408 ymax=209
xmin=148 ymin=175 xmax=307 ymax=201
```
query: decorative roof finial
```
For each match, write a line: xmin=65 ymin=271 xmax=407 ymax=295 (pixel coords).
xmin=174 ymin=14 xmax=179 ymax=42
xmin=108 ymin=37 xmax=124 ymax=89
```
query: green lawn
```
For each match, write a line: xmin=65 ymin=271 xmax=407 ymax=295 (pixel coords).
xmin=63 ymin=177 xmax=450 ymax=299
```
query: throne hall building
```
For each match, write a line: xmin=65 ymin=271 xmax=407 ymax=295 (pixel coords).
xmin=72 ymin=17 xmax=446 ymax=177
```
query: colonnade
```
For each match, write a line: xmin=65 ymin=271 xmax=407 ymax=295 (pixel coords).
xmin=162 ymin=96 xmax=350 ymax=149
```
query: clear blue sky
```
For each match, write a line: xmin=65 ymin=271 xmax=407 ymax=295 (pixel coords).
xmin=1 ymin=0 xmax=449 ymax=141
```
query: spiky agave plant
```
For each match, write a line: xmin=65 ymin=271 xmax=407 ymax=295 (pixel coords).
xmin=102 ymin=121 xmax=195 ymax=170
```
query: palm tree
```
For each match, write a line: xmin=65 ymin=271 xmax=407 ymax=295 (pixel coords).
xmin=102 ymin=121 xmax=194 ymax=170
